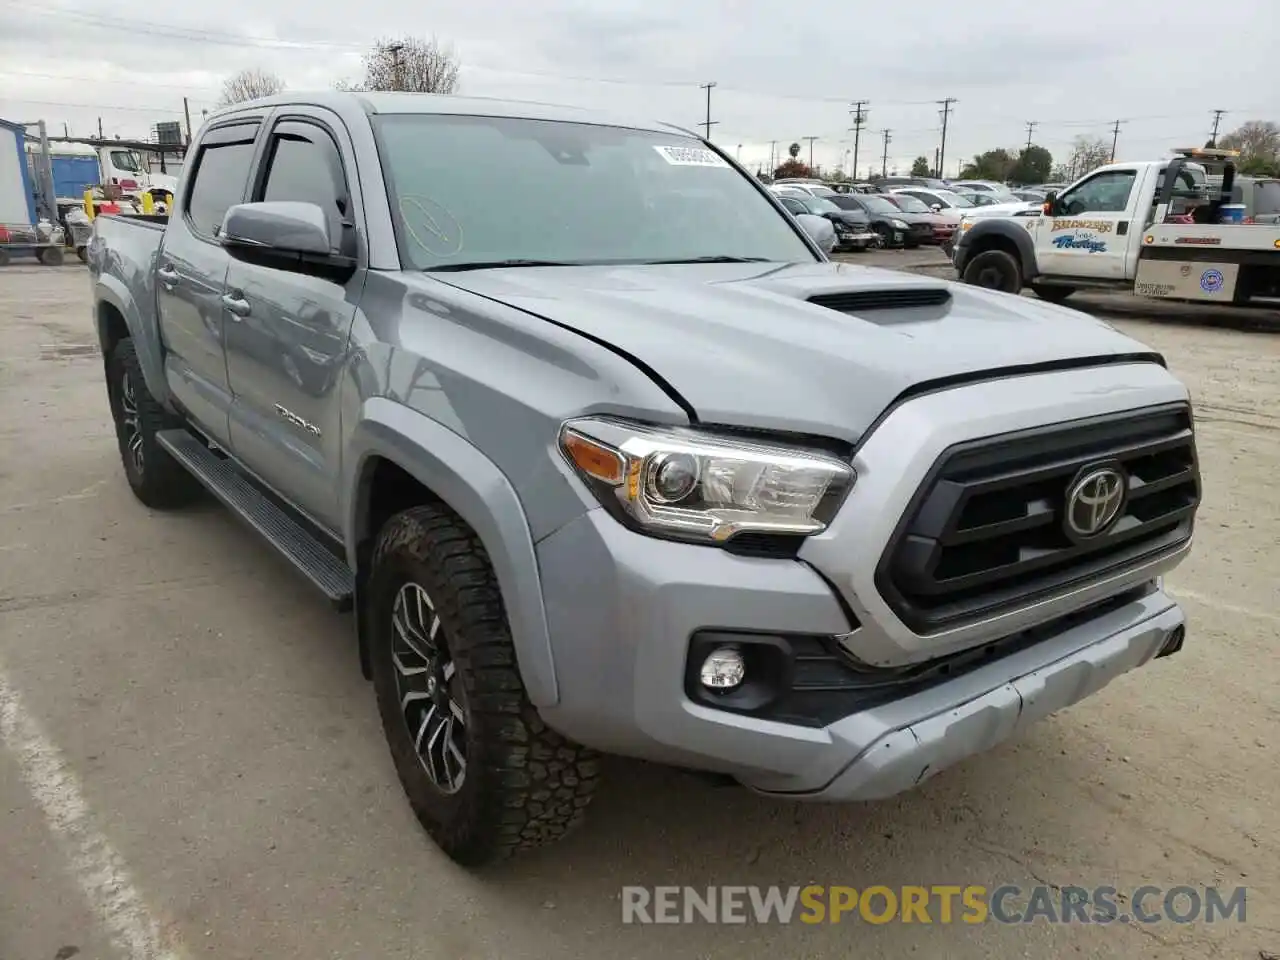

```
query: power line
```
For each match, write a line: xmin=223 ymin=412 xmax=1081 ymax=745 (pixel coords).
xmin=937 ymin=97 xmax=956 ymax=178
xmin=699 ymin=81 xmax=718 ymax=140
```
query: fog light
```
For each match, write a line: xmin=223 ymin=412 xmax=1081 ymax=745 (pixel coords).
xmin=699 ymin=646 xmax=745 ymax=691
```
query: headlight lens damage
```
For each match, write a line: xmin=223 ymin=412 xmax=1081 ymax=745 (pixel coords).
xmin=558 ymin=418 xmax=854 ymax=544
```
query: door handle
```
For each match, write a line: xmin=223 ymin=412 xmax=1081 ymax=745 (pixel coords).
xmin=157 ymin=264 xmax=179 ymax=289
xmin=220 ymin=293 xmax=252 ymax=318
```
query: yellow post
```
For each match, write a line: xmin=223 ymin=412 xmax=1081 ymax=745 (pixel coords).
xmin=141 ymin=191 xmax=155 ymax=215
xmin=84 ymin=188 xmax=95 ymax=220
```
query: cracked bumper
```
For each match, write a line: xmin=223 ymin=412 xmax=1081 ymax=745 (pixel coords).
xmin=746 ymin=590 xmax=1183 ymax=800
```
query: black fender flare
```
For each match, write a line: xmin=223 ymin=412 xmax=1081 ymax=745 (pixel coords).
xmin=953 ymin=218 xmax=1040 ymax=282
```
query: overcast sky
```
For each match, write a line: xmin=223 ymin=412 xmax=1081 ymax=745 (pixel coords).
xmin=2 ymin=0 xmax=1277 ymax=177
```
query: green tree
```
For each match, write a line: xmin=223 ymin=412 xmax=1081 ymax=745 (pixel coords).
xmin=773 ymin=159 xmax=813 ymax=180
xmin=1009 ymin=145 xmax=1053 ymax=184
xmin=958 ymin=148 xmax=1016 ymax=181
xmin=910 ymin=156 xmax=931 ymax=177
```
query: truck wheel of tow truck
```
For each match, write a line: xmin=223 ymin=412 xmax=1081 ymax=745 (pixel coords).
xmin=1029 ymin=283 xmax=1075 ymax=304
xmin=106 ymin=339 xmax=202 ymax=509
xmin=962 ymin=249 xmax=1022 ymax=293
xmin=367 ymin=504 xmax=600 ymax=866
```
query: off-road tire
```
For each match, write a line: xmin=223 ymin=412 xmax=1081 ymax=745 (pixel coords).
xmin=368 ymin=504 xmax=599 ymax=866
xmin=962 ymin=249 xmax=1022 ymax=293
xmin=1030 ymin=283 xmax=1076 ymax=304
xmin=106 ymin=338 xmax=201 ymax=509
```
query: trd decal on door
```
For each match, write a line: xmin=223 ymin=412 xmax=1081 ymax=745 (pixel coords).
xmin=274 ymin=404 xmax=322 ymax=437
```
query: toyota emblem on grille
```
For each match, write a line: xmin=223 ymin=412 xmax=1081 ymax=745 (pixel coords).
xmin=1065 ymin=465 xmax=1127 ymax=539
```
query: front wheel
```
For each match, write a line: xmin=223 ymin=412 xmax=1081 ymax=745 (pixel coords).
xmin=1030 ymin=283 xmax=1076 ymax=304
xmin=962 ymin=249 xmax=1022 ymax=293
xmin=369 ymin=504 xmax=600 ymax=866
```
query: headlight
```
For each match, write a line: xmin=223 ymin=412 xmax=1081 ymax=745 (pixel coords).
xmin=890 ymin=219 xmax=908 ymax=229
xmin=558 ymin=418 xmax=854 ymax=544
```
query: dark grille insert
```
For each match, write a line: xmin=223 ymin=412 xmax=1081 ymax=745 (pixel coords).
xmin=808 ymin=287 xmax=951 ymax=312
xmin=878 ymin=405 xmax=1199 ymax=633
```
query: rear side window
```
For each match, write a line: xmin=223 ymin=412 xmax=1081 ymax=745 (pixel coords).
xmin=257 ymin=122 xmax=349 ymax=241
xmin=185 ymin=132 xmax=257 ymax=238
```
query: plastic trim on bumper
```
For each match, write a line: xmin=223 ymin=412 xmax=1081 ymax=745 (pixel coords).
xmin=747 ymin=594 xmax=1183 ymax=800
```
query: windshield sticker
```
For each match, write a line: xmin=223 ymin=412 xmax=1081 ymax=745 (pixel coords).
xmin=1051 ymin=219 xmax=1114 ymax=233
xmin=1052 ymin=233 xmax=1107 ymax=252
xmin=653 ymin=145 xmax=731 ymax=168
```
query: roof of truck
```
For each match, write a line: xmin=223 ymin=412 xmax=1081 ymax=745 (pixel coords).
xmin=204 ymin=90 xmax=696 ymax=139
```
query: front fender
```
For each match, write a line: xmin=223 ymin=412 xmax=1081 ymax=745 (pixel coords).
xmin=954 ymin=218 xmax=1040 ymax=281
xmin=95 ymin=272 xmax=171 ymax=406
xmin=343 ymin=397 xmax=559 ymax=707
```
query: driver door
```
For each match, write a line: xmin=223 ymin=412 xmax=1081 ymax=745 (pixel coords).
xmin=1036 ymin=168 xmax=1137 ymax=279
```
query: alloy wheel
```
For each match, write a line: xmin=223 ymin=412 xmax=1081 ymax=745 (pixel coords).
xmin=391 ymin=582 xmax=468 ymax=794
xmin=120 ymin=370 xmax=144 ymax=474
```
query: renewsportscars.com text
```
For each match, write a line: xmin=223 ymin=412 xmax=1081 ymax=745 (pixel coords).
xmin=621 ymin=885 xmax=1248 ymax=926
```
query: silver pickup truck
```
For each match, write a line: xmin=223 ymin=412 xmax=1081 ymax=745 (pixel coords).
xmin=89 ymin=92 xmax=1201 ymax=866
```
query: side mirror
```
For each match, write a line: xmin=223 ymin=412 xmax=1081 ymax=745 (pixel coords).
xmin=220 ymin=201 xmax=356 ymax=281
xmin=795 ymin=213 xmax=837 ymax=255
xmin=1042 ymin=192 xmax=1057 ymax=215
xmin=930 ymin=203 xmax=942 ymax=212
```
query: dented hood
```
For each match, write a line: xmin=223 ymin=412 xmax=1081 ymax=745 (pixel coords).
xmin=430 ymin=260 xmax=1159 ymax=443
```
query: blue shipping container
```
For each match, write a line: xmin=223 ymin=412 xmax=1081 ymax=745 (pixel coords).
xmin=51 ymin=155 xmax=101 ymax=199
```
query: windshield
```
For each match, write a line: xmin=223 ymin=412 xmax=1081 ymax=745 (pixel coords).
xmin=890 ymin=195 xmax=930 ymax=213
xmin=110 ymin=150 xmax=142 ymax=172
xmin=804 ymin=197 xmax=841 ymax=214
xmin=375 ymin=114 xmax=816 ymax=268
xmin=807 ymin=186 xmax=838 ymax=197
xmin=934 ymin=190 xmax=974 ymax=208
xmin=861 ymin=196 xmax=903 ymax=215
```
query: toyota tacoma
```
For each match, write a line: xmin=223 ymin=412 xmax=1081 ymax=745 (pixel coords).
xmin=88 ymin=92 xmax=1200 ymax=866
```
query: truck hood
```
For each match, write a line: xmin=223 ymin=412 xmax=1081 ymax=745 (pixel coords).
xmin=428 ymin=261 xmax=1157 ymax=443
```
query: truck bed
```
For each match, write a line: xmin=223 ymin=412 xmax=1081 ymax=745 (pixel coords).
xmin=1146 ymin=221 xmax=1280 ymax=251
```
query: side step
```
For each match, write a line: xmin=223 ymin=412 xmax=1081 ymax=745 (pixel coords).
xmin=157 ymin=430 xmax=354 ymax=608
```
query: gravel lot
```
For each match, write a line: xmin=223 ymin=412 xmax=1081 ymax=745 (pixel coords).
xmin=1 ymin=259 xmax=1276 ymax=960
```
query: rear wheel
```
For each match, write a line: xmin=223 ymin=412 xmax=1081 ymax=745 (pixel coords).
xmin=369 ymin=504 xmax=600 ymax=866
xmin=1030 ymin=283 xmax=1076 ymax=304
xmin=962 ymin=249 xmax=1022 ymax=293
xmin=106 ymin=339 xmax=201 ymax=509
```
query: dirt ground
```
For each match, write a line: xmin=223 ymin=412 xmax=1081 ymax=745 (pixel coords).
xmin=1 ymin=260 xmax=1276 ymax=960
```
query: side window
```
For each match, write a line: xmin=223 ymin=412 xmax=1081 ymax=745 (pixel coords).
xmin=779 ymin=197 xmax=805 ymax=215
xmin=918 ymin=192 xmax=940 ymax=207
xmin=257 ymin=123 xmax=348 ymax=243
xmin=186 ymin=138 xmax=257 ymax=238
xmin=1060 ymin=171 xmax=1137 ymax=215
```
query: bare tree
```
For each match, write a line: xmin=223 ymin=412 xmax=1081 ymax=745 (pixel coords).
xmin=341 ymin=36 xmax=460 ymax=94
xmin=1219 ymin=120 xmax=1280 ymax=174
xmin=1066 ymin=135 xmax=1111 ymax=179
xmin=219 ymin=68 xmax=286 ymax=106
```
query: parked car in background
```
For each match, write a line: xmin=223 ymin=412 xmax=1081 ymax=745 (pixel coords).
xmin=827 ymin=192 xmax=932 ymax=248
xmin=876 ymin=176 xmax=950 ymax=191
xmin=891 ymin=186 xmax=977 ymax=214
xmin=776 ymin=182 xmax=840 ymax=199
xmin=1011 ymin=188 xmax=1049 ymax=202
xmin=951 ymin=180 xmax=1017 ymax=200
xmin=878 ymin=192 xmax=960 ymax=246
xmin=774 ymin=191 xmax=880 ymax=250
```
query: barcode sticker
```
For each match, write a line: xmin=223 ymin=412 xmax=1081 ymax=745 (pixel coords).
xmin=653 ymin=145 xmax=730 ymax=168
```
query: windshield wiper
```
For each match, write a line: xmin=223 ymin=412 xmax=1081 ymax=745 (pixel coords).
xmin=426 ymin=259 xmax=586 ymax=272
xmin=643 ymin=255 xmax=771 ymax=265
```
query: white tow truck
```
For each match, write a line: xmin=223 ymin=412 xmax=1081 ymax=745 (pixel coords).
xmin=952 ymin=152 xmax=1280 ymax=307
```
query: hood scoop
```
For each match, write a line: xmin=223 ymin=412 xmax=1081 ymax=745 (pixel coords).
xmin=807 ymin=286 xmax=952 ymax=313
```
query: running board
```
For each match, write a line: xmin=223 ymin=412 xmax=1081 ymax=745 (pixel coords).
xmin=157 ymin=430 xmax=354 ymax=608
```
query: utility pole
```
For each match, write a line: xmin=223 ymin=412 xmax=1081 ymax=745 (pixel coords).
xmin=1024 ymin=120 xmax=1037 ymax=151
xmin=768 ymin=140 xmax=777 ymax=173
xmin=803 ymin=135 xmax=819 ymax=169
xmin=936 ymin=97 xmax=957 ymax=178
xmin=1109 ymin=119 xmax=1126 ymax=161
xmin=98 ymin=116 xmax=104 ymax=139
xmin=699 ymin=82 xmax=718 ymax=141
xmin=849 ymin=100 xmax=868 ymax=182
xmin=182 ymin=98 xmax=192 ymax=145
xmin=880 ymin=129 xmax=892 ymax=178
xmin=388 ymin=43 xmax=405 ymax=91
xmin=1209 ymin=109 xmax=1227 ymax=146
